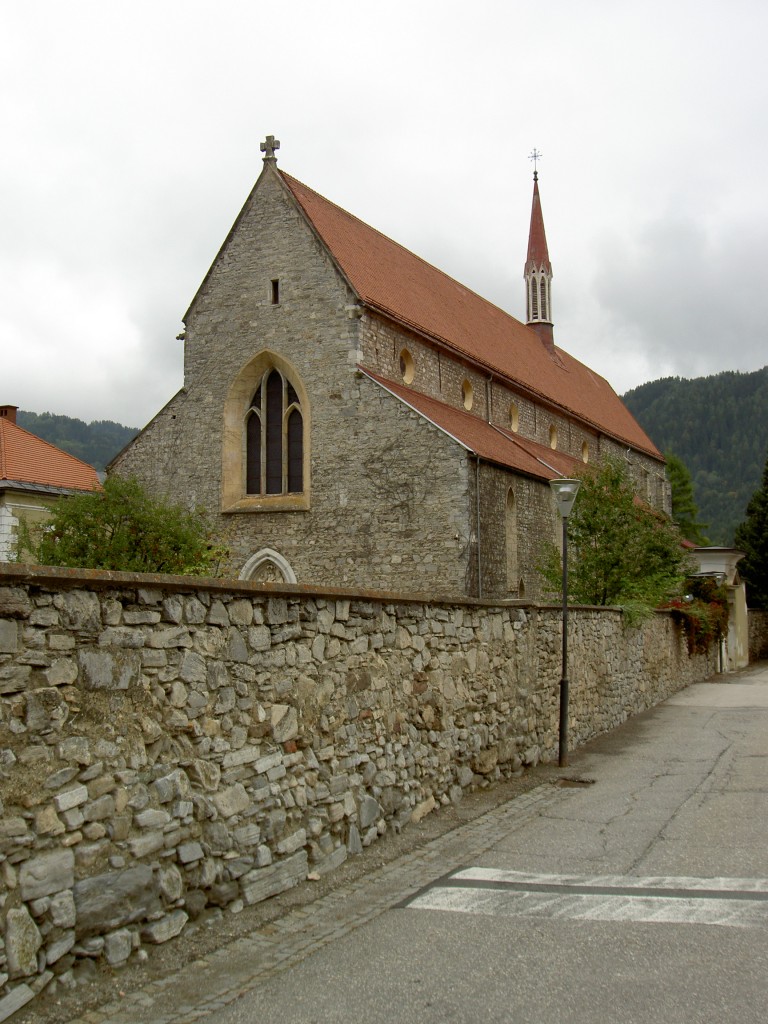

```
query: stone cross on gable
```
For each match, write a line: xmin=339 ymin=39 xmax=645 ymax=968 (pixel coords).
xmin=261 ymin=135 xmax=280 ymax=160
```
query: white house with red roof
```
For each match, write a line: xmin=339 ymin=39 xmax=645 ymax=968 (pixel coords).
xmin=112 ymin=137 xmax=668 ymax=598
xmin=0 ymin=405 xmax=100 ymax=561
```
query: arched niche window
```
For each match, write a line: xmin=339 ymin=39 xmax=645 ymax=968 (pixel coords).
xmin=462 ymin=379 xmax=474 ymax=411
xmin=399 ymin=348 xmax=415 ymax=384
xmin=239 ymin=548 xmax=297 ymax=584
xmin=505 ymin=488 xmax=519 ymax=594
xmin=509 ymin=402 xmax=519 ymax=433
xmin=549 ymin=424 xmax=558 ymax=449
xmin=530 ymin=279 xmax=539 ymax=319
xmin=539 ymin=279 xmax=548 ymax=321
xmin=222 ymin=351 xmax=310 ymax=513
xmin=246 ymin=370 xmax=303 ymax=495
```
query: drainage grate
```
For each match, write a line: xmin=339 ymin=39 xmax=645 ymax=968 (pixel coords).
xmin=555 ymin=777 xmax=596 ymax=788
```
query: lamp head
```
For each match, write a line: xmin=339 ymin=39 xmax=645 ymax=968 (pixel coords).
xmin=549 ymin=477 xmax=581 ymax=518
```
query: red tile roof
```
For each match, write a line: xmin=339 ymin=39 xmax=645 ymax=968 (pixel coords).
xmin=280 ymin=171 xmax=661 ymax=460
xmin=0 ymin=417 xmax=100 ymax=492
xmin=360 ymin=369 xmax=580 ymax=482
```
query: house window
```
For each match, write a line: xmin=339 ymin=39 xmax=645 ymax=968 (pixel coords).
xmin=271 ymin=279 xmax=280 ymax=305
xmin=462 ymin=379 xmax=474 ymax=411
xmin=549 ymin=424 xmax=558 ymax=449
xmin=246 ymin=369 xmax=303 ymax=495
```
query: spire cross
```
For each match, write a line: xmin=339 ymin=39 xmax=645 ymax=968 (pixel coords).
xmin=260 ymin=135 xmax=280 ymax=160
xmin=529 ymin=148 xmax=542 ymax=180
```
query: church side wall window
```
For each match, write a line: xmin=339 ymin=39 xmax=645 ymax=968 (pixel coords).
xmin=505 ymin=488 xmax=519 ymax=594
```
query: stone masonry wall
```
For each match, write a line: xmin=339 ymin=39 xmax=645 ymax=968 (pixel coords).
xmin=0 ymin=566 xmax=715 ymax=1007
xmin=748 ymin=609 xmax=768 ymax=661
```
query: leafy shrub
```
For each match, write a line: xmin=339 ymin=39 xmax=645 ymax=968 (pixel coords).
xmin=662 ymin=577 xmax=729 ymax=655
xmin=17 ymin=476 xmax=226 ymax=577
xmin=540 ymin=459 xmax=694 ymax=617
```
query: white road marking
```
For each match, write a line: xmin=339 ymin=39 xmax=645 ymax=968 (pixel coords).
xmin=405 ymin=869 xmax=768 ymax=929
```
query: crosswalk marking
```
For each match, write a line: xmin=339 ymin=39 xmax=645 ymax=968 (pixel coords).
xmin=403 ymin=868 xmax=768 ymax=929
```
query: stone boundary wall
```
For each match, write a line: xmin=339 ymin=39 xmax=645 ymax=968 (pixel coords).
xmin=748 ymin=609 xmax=768 ymax=661
xmin=0 ymin=566 xmax=715 ymax=1009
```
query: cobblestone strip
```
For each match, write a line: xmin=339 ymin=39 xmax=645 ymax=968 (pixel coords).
xmin=65 ymin=785 xmax=562 ymax=1024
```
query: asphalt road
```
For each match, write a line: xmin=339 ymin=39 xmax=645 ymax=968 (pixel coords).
xmin=211 ymin=666 xmax=768 ymax=1024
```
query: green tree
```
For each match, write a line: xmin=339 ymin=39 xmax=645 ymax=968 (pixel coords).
xmin=541 ymin=459 xmax=692 ymax=614
xmin=734 ymin=451 xmax=768 ymax=609
xmin=665 ymin=451 xmax=709 ymax=545
xmin=17 ymin=476 xmax=225 ymax=576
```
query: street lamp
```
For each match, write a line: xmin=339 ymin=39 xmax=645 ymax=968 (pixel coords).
xmin=549 ymin=477 xmax=581 ymax=767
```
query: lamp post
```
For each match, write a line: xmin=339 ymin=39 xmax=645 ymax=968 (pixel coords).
xmin=549 ymin=477 xmax=581 ymax=768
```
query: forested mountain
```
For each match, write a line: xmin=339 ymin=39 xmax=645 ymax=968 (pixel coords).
xmin=17 ymin=411 xmax=139 ymax=473
xmin=623 ymin=367 xmax=768 ymax=545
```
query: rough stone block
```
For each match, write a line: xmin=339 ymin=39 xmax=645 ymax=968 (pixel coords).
xmin=0 ymin=982 xmax=35 ymax=1021
xmin=270 ymin=704 xmax=298 ymax=742
xmin=74 ymin=865 xmax=160 ymax=938
xmin=240 ymin=850 xmax=308 ymax=905
xmin=104 ymin=928 xmax=133 ymax=966
xmin=276 ymin=829 xmax=307 ymax=855
xmin=0 ymin=618 xmax=18 ymax=653
xmin=211 ymin=783 xmax=250 ymax=819
xmin=358 ymin=795 xmax=381 ymax=830
xmin=45 ymin=930 xmax=75 ymax=965
xmin=19 ymin=849 xmax=75 ymax=900
xmin=177 ymin=842 xmax=204 ymax=864
xmin=0 ymin=587 xmax=32 ymax=618
xmin=5 ymin=906 xmax=42 ymax=978
xmin=142 ymin=909 xmax=189 ymax=944
xmin=151 ymin=768 xmax=191 ymax=803
xmin=77 ymin=648 xmax=141 ymax=690
xmin=411 ymin=795 xmax=436 ymax=823
xmin=54 ymin=785 xmax=88 ymax=813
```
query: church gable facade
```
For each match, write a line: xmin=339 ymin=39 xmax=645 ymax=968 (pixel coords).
xmin=113 ymin=138 xmax=668 ymax=599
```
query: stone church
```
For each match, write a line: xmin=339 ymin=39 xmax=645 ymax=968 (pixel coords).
xmin=112 ymin=137 xmax=667 ymax=599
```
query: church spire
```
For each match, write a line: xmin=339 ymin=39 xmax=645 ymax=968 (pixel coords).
xmin=524 ymin=152 xmax=555 ymax=354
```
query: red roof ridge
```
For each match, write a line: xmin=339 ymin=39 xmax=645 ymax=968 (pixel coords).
xmin=278 ymin=168 xmax=660 ymax=462
xmin=280 ymin=171 xmax=517 ymax=316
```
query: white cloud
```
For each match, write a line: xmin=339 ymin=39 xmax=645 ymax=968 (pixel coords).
xmin=2 ymin=0 xmax=768 ymax=424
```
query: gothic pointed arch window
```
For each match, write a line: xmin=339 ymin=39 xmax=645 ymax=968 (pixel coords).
xmin=245 ymin=370 xmax=304 ymax=496
xmin=539 ymin=278 xmax=548 ymax=321
xmin=222 ymin=351 xmax=310 ymax=513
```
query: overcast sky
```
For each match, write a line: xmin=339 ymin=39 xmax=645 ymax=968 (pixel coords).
xmin=3 ymin=0 xmax=767 ymax=428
